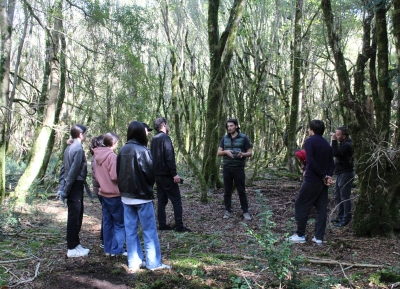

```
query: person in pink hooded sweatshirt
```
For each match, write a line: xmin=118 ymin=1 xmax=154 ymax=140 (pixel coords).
xmin=93 ymin=132 xmax=126 ymax=256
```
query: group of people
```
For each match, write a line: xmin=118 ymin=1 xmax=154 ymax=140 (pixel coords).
xmin=57 ymin=118 xmax=194 ymax=271
xmin=289 ymin=120 xmax=354 ymax=245
xmin=57 ymin=117 xmax=350 ymax=272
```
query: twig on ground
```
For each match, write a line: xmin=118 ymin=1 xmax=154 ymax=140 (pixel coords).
xmin=393 ymin=252 xmax=400 ymax=256
xmin=305 ymin=256 xmax=385 ymax=268
xmin=8 ymin=262 xmax=41 ymax=288
xmin=339 ymin=262 xmax=355 ymax=288
xmin=0 ymin=257 xmax=35 ymax=264
xmin=391 ymin=282 xmax=400 ymax=288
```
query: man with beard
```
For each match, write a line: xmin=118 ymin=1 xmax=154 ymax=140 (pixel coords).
xmin=217 ymin=119 xmax=253 ymax=220
xmin=331 ymin=126 xmax=354 ymax=227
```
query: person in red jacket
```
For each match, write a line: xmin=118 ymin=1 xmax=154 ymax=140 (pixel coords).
xmin=93 ymin=132 xmax=126 ymax=256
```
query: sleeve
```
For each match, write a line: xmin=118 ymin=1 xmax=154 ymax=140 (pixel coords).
xmin=305 ymin=140 xmax=325 ymax=179
xmin=140 ymin=148 xmax=156 ymax=186
xmin=243 ymin=136 xmax=252 ymax=151
xmin=219 ymin=137 xmax=225 ymax=149
xmin=163 ymin=136 xmax=178 ymax=177
xmin=64 ymin=148 xmax=84 ymax=195
xmin=108 ymin=153 xmax=118 ymax=182
xmin=59 ymin=162 xmax=65 ymax=191
xmin=332 ymin=141 xmax=352 ymax=158
xmin=91 ymin=159 xmax=100 ymax=195
xmin=327 ymin=150 xmax=335 ymax=176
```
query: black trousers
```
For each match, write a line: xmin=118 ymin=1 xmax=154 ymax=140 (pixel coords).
xmin=223 ymin=166 xmax=249 ymax=213
xmin=66 ymin=180 xmax=84 ymax=249
xmin=294 ymin=181 xmax=328 ymax=241
xmin=155 ymin=176 xmax=183 ymax=230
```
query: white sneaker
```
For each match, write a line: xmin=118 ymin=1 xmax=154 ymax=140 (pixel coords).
xmin=243 ymin=212 xmax=252 ymax=220
xmin=312 ymin=237 xmax=323 ymax=245
xmin=77 ymin=244 xmax=90 ymax=255
xmin=150 ymin=263 xmax=171 ymax=271
xmin=223 ymin=211 xmax=231 ymax=219
xmin=67 ymin=246 xmax=89 ymax=258
xmin=287 ymin=233 xmax=306 ymax=243
xmin=111 ymin=251 xmax=127 ymax=257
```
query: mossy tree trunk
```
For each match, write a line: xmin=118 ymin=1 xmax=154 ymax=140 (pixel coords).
xmin=14 ymin=0 xmax=64 ymax=204
xmin=322 ymin=0 xmax=400 ymax=236
xmin=0 ymin=0 xmax=16 ymax=203
xmin=202 ymin=0 xmax=247 ymax=191
xmin=286 ymin=0 xmax=303 ymax=172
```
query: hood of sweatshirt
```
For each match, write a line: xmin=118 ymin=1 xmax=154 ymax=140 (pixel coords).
xmin=93 ymin=147 xmax=114 ymax=165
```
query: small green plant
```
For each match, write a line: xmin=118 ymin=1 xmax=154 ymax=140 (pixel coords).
xmin=369 ymin=268 xmax=400 ymax=286
xmin=230 ymin=276 xmax=250 ymax=289
xmin=246 ymin=205 xmax=294 ymax=285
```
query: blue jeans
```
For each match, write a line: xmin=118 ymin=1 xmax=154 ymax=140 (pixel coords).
xmin=294 ymin=181 xmax=328 ymax=241
xmin=100 ymin=196 xmax=125 ymax=255
xmin=223 ymin=166 xmax=249 ymax=213
xmin=334 ymin=172 xmax=354 ymax=222
xmin=123 ymin=202 xmax=162 ymax=270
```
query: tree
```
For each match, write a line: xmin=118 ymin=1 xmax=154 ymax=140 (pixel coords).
xmin=322 ymin=0 xmax=400 ymax=236
xmin=202 ymin=0 xmax=247 ymax=189
xmin=14 ymin=0 xmax=64 ymax=204
xmin=0 ymin=0 xmax=16 ymax=202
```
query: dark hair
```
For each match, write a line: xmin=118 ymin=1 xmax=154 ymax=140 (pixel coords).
xmin=70 ymin=124 xmax=87 ymax=138
xmin=103 ymin=132 xmax=119 ymax=147
xmin=127 ymin=121 xmax=148 ymax=146
xmin=309 ymin=120 xmax=325 ymax=135
xmin=226 ymin=118 xmax=240 ymax=131
xmin=89 ymin=134 xmax=105 ymax=155
xmin=337 ymin=126 xmax=349 ymax=138
xmin=154 ymin=117 xmax=167 ymax=132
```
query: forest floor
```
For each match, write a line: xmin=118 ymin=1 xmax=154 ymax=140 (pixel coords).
xmin=1 ymin=172 xmax=400 ymax=289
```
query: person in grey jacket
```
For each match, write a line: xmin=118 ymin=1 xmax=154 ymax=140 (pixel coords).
xmin=58 ymin=124 xmax=90 ymax=258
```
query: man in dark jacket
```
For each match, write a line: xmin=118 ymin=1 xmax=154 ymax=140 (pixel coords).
xmin=150 ymin=117 xmax=191 ymax=232
xmin=58 ymin=124 xmax=90 ymax=258
xmin=288 ymin=120 xmax=335 ymax=245
xmin=331 ymin=126 xmax=354 ymax=227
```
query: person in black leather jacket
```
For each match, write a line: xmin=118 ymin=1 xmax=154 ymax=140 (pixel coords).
xmin=150 ymin=117 xmax=191 ymax=232
xmin=116 ymin=121 xmax=170 ymax=271
xmin=58 ymin=124 xmax=90 ymax=258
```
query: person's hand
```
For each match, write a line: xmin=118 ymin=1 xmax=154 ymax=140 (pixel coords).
xmin=226 ymin=150 xmax=234 ymax=158
xmin=173 ymin=175 xmax=181 ymax=184
xmin=323 ymin=176 xmax=334 ymax=186
xmin=57 ymin=190 xmax=68 ymax=204
xmin=330 ymin=132 xmax=337 ymax=141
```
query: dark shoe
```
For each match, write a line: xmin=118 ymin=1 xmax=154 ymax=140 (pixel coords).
xmin=175 ymin=226 xmax=192 ymax=233
xmin=334 ymin=220 xmax=350 ymax=227
xmin=159 ymin=225 xmax=174 ymax=230
xmin=331 ymin=217 xmax=342 ymax=223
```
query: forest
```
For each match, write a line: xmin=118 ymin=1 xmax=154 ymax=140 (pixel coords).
xmin=1 ymin=0 xmax=400 ymax=288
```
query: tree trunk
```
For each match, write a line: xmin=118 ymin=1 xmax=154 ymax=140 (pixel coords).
xmin=321 ymin=0 xmax=400 ymax=236
xmin=286 ymin=0 xmax=303 ymax=172
xmin=14 ymin=0 xmax=63 ymax=204
xmin=202 ymin=0 xmax=247 ymax=190
xmin=0 ymin=0 xmax=16 ymax=202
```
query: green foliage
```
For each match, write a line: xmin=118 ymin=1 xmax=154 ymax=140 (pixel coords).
xmin=0 ymin=198 xmax=19 ymax=232
xmin=230 ymin=276 xmax=250 ymax=289
xmin=5 ymin=157 xmax=26 ymax=192
xmin=245 ymin=202 xmax=295 ymax=285
xmin=293 ymin=272 xmax=342 ymax=289
xmin=369 ymin=268 xmax=400 ymax=286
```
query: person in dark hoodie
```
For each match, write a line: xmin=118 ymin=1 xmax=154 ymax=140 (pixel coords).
xmin=58 ymin=124 xmax=90 ymax=258
xmin=287 ymin=120 xmax=335 ymax=245
xmin=93 ymin=132 xmax=126 ymax=256
xmin=150 ymin=117 xmax=191 ymax=232
xmin=330 ymin=126 xmax=354 ymax=227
